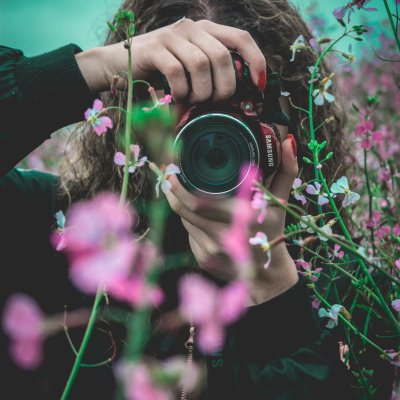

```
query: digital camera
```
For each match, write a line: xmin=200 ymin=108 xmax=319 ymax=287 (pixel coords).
xmin=164 ymin=51 xmax=291 ymax=198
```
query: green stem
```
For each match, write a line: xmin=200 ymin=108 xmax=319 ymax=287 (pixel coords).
xmin=60 ymin=290 xmax=104 ymax=400
xmin=120 ymin=39 xmax=134 ymax=204
xmin=382 ymin=0 xmax=400 ymax=52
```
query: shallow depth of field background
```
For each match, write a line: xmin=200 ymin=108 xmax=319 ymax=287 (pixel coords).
xmin=0 ymin=0 xmax=390 ymax=56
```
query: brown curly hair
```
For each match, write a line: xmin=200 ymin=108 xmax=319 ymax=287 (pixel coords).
xmin=59 ymin=0 xmax=358 ymax=239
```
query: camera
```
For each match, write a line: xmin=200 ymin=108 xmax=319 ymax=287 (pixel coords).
xmin=164 ymin=51 xmax=291 ymax=198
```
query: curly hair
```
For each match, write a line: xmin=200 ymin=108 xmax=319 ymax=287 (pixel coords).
xmin=59 ymin=0 xmax=359 ymax=238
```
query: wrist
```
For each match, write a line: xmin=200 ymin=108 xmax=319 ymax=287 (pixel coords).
xmin=248 ymin=243 xmax=299 ymax=305
xmin=75 ymin=46 xmax=109 ymax=94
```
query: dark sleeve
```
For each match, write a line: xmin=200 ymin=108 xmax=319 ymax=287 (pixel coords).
xmin=0 ymin=44 xmax=96 ymax=176
xmin=206 ymin=277 xmax=357 ymax=399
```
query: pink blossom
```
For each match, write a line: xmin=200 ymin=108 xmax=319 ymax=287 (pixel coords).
xmin=395 ymin=259 xmax=400 ymax=271
xmin=178 ymin=274 xmax=248 ymax=353
xmin=54 ymin=192 xmax=137 ymax=294
xmin=142 ymin=86 xmax=173 ymax=112
xmin=114 ymin=144 xmax=147 ymax=173
xmin=295 ymin=259 xmax=322 ymax=282
xmin=84 ymin=99 xmax=113 ymax=136
xmin=2 ymin=294 xmax=45 ymax=369
xmin=329 ymin=244 xmax=345 ymax=259
xmin=251 ymin=188 xmax=268 ymax=224
xmin=221 ymin=164 xmax=259 ymax=266
xmin=333 ymin=1 xmax=377 ymax=23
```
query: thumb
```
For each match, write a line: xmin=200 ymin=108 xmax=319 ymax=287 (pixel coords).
xmin=268 ymin=133 xmax=299 ymax=201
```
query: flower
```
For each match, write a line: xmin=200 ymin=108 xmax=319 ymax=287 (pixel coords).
xmin=330 ymin=176 xmax=360 ymax=207
xmin=221 ymin=164 xmax=259 ymax=267
xmin=318 ymin=220 xmax=334 ymax=242
xmin=306 ymin=182 xmax=329 ymax=206
xmin=249 ymin=232 xmax=272 ymax=269
xmin=53 ymin=192 xmax=137 ymax=294
xmin=114 ymin=144 xmax=148 ymax=173
xmin=329 ymin=244 xmax=345 ymax=259
xmin=251 ymin=187 xmax=268 ymax=224
xmin=395 ymin=259 xmax=400 ymax=271
xmin=291 ymin=178 xmax=307 ymax=205
xmin=290 ymin=35 xmax=307 ymax=62
xmin=333 ymin=0 xmax=377 ymax=23
xmin=2 ymin=294 xmax=45 ymax=369
xmin=313 ymin=75 xmax=335 ymax=106
xmin=308 ymin=66 xmax=321 ymax=84
xmin=84 ymin=99 xmax=113 ymax=136
xmin=391 ymin=299 xmax=400 ymax=312
xmin=318 ymin=304 xmax=343 ymax=329
xmin=339 ymin=44 xmax=356 ymax=72
xmin=148 ymin=162 xmax=181 ymax=197
xmin=178 ymin=275 xmax=248 ymax=353
xmin=295 ymin=259 xmax=322 ymax=282
xmin=142 ymin=86 xmax=173 ymax=112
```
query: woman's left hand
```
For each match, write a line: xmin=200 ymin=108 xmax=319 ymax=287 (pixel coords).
xmin=165 ymin=134 xmax=299 ymax=304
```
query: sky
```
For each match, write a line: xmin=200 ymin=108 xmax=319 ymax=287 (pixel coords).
xmin=0 ymin=0 xmax=392 ymax=58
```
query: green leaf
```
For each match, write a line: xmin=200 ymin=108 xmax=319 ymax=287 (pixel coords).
xmin=308 ymin=139 xmax=318 ymax=151
xmin=302 ymin=156 xmax=313 ymax=164
xmin=107 ymin=21 xmax=117 ymax=32
xmin=128 ymin=23 xmax=136 ymax=37
xmin=325 ymin=151 xmax=334 ymax=160
xmin=318 ymin=140 xmax=327 ymax=152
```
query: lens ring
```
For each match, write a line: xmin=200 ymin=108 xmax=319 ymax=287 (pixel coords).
xmin=174 ymin=113 xmax=260 ymax=197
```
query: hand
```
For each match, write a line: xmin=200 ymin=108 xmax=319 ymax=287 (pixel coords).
xmin=165 ymin=134 xmax=300 ymax=305
xmin=76 ymin=19 xmax=267 ymax=103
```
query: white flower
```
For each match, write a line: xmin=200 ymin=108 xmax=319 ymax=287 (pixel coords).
xmin=290 ymin=35 xmax=306 ymax=62
xmin=149 ymin=162 xmax=181 ymax=197
xmin=313 ymin=77 xmax=335 ymax=106
xmin=249 ymin=232 xmax=272 ymax=269
xmin=330 ymin=176 xmax=360 ymax=208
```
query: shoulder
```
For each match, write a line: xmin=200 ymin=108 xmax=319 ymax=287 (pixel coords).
xmin=0 ymin=168 xmax=60 ymax=220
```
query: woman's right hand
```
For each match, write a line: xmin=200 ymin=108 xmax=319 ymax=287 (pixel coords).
xmin=78 ymin=18 xmax=267 ymax=104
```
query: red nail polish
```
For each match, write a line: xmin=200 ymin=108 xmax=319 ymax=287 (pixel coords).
xmin=258 ymin=69 xmax=267 ymax=92
xmin=287 ymin=133 xmax=297 ymax=157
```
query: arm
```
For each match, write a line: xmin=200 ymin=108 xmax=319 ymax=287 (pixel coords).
xmin=0 ymin=44 xmax=96 ymax=176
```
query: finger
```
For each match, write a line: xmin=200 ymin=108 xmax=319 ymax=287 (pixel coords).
xmin=181 ymin=218 xmax=221 ymax=253
xmin=163 ymin=32 xmax=212 ymax=104
xmin=268 ymin=135 xmax=298 ymax=201
xmin=165 ymin=189 xmax=224 ymax=242
xmin=150 ymin=46 xmax=190 ymax=101
xmin=196 ymin=20 xmax=266 ymax=88
xmin=186 ymin=30 xmax=236 ymax=102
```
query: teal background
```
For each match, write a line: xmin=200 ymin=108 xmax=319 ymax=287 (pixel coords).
xmin=0 ymin=0 xmax=392 ymax=57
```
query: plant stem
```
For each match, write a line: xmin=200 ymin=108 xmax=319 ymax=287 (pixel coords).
xmin=382 ymin=0 xmax=400 ymax=52
xmin=60 ymin=290 xmax=104 ymax=400
xmin=120 ymin=39 xmax=134 ymax=204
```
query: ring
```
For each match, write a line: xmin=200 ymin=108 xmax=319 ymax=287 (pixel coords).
xmin=172 ymin=16 xmax=186 ymax=28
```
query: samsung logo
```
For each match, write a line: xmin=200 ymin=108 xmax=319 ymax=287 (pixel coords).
xmin=265 ymin=135 xmax=274 ymax=167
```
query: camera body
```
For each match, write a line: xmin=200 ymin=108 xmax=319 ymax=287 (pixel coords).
xmin=166 ymin=51 xmax=291 ymax=198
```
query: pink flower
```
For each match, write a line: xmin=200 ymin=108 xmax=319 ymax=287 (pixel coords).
xmin=148 ymin=163 xmax=181 ymax=197
xmin=84 ymin=99 xmax=113 ymax=136
xmin=306 ymin=181 xmax=329 ymax=206
xmin=221 ymin=164 xmax=259 ymax=266
xmin=142 ymin=86 xmax=173 ymax=112
xmin=251 ymin=188 xmax=268 ymax=224
xmin=291 ymin=178 xmax=307 ymax=205
xmin=333 ymin=0 xmax=377 ymax=23
xmin=114 ymin=144 xmax=148 ymax=173
xmin=2 ymin=294 xmax=45 ymax=369
xmin=329 ymin=244 xmax=345 ymax=259
xmin=178 ymin=275 xmax=248 ymax=353
xmin=295 ymin=259 xmax=322 ymax=282
xmin=391 ymin=299 xmax=400 ymax=312
xmin=395 ymin=259 xmax=400 ymax=271
xmin=54 ymin=192 xmax=137 ymax=294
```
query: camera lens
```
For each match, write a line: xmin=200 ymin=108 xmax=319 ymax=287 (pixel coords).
xmin=174 ymin=113 xmax=260 ymax=197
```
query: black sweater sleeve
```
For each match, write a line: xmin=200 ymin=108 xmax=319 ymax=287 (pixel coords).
xmin=206 ymin=277 xmax=357 ymax=399
xmin=0 ymin=44 xmax=96 ymax=176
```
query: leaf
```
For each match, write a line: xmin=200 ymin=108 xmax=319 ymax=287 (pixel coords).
xmin=325 ymin=151 xmax=334 ymax=160
xmin=107 ymin=21 xmax=117 ymax=32
xmin=128 ymin=23 xmax=136 ymax=37
xmin=302 ymin=156 xmax=313 ymax=164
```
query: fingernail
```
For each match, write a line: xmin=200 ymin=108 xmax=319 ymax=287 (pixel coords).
xmin=258 ymin=69 xmax=267 ymax=92
xmin=287 ymin=133 xmax=297 ymax=158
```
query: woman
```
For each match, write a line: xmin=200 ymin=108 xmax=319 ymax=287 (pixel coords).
xmin=0 ymin=0 xmax=359 ymax=399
